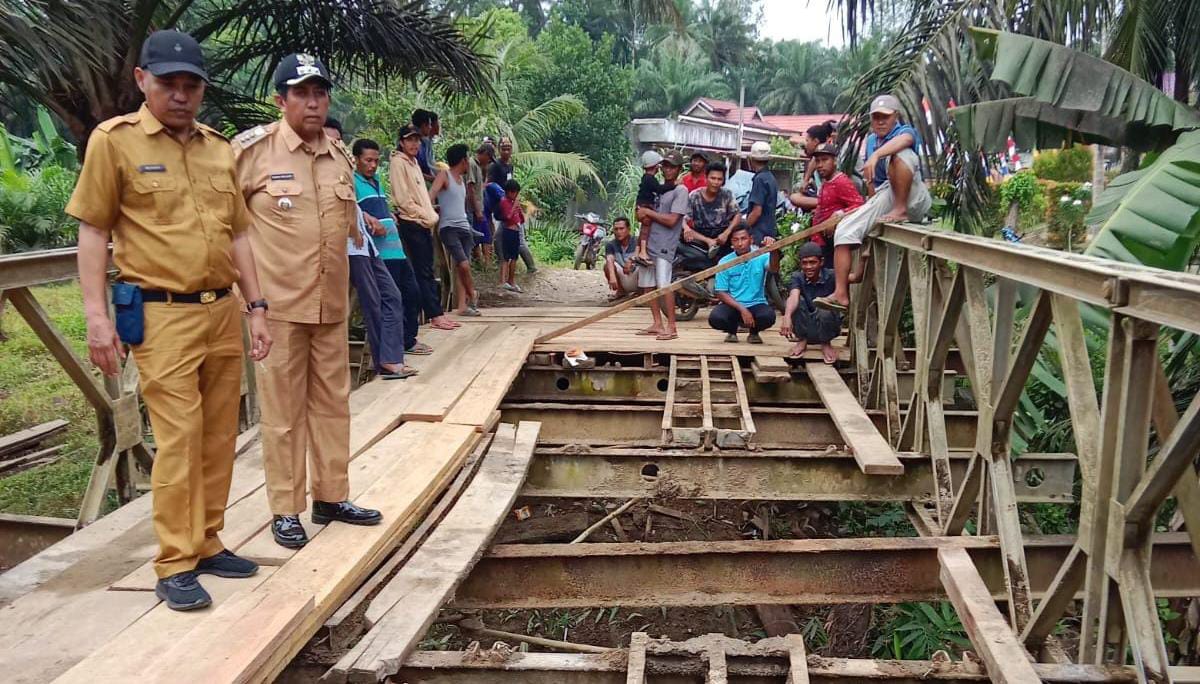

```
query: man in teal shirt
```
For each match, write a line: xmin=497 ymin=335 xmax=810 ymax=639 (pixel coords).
xmin=352 ymin=138 xmax=432 ymax=355
xmin=708 ymin=226 xmax=780 ymax=344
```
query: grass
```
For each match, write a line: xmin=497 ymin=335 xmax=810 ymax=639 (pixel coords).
xmin=0 ymin=281 xmax=102 ymax=518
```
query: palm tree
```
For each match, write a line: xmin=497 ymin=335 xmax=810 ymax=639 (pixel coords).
xmin=0 ymin=0 xmax=491 ymax=144
xmin=1106 ymin=0 xmax=1200 ymax=104
xmin=759 ymin=41 xmax=839 ymax=115
xmin=689 ymin=0 xmax=759 ymax=77
xmin=633 ymin=38 xmax=731 ymax=117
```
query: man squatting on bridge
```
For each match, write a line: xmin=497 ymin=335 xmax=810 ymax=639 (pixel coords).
xmin=72 ymin=30 xmax=273 ymax=611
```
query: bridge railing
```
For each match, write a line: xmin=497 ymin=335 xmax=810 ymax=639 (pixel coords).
xmin=851 ymin=222 xmax=1200 ymax=676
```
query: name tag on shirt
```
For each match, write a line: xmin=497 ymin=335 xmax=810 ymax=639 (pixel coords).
xmin=138 ymin=164 xmax=166 ymax=173
xmin=270 ymin=173 xmax=295 ymax=181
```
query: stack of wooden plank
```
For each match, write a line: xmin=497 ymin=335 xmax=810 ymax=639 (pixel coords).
xmin=0 ymin=419 xmax=68 ymax=476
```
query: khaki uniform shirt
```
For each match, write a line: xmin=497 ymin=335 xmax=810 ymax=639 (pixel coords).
xmin=233 ymin=120 xmax=356 ymax=324
xmin=388 ymin=151 xmax=437 ymax=227
xmin=65 ymin=104 xmax=248 ymax=293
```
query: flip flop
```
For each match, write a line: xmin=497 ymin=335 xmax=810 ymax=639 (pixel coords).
xmin=636 ymin=328 xmax=661 ymax=336
xmin=655 ymin=332 xmax=679 ymax=341
xmin=406 ymin=343 xmax=434 ymax=355
xmin=431 ymin=321 xmax=457 ymax=330
xmin=381 ymin=366 xmax=419 ymax=380
xmin=813 ymin=296 xmax=848 ymax=314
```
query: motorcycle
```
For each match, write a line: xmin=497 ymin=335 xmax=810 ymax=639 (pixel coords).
xmin=672 ymin=239 xmax=787 ymax=322
xmin=573 ymin=212 xmax=607 ymax=270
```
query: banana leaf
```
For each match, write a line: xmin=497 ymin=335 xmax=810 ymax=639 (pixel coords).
xmin=952 ymin=97 xmax=1154 ymax=151
xmin=1084 ymin=130 xmax=1200 ymax=271
xmin=969 ymin=28 xmax=1200 ymax=144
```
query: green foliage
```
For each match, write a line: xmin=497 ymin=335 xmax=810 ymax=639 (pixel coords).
xmin=0 ymin=165 xmax=79 ymax=252
xmin=998 ymin=171 xmax=1041 ymax=211
xmin=759 ymin=41 xmax=842 ymax=115
xmin=1045 ymin=182 xmax=1091 ymax=249
xmin=872 ymin=603 xmax=972 ymax=660
xmin=524 ymin=216 xmax=578 ymax=266
xmin=1032 ymin=146 xmax=1094 ymax=182
xmin=835 ymin=502 xmax=916 ymax=537
xmin=633 ymin=37 xmax=730 ymax=117
xmin=526 ymin=20 xmax=635 ymax=185
xmin=768 ymin=136 xmax=798 ymax=158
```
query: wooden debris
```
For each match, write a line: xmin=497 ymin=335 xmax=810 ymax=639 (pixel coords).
xmin=457 ymin=617 xmax=612 ymax=654
xmin=494 ymin=510 xmax=591 ymax=544
xmin=572 ymin=498 xmax=639 ymax=544
xmin=0 ymin=420 xmax=68 ymax=460
xmin=0 ymin=445 xmax=64 ymax=475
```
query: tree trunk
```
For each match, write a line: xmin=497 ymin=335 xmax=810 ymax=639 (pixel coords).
xmin=1090 ymin=144 xmax=1106 ymax=209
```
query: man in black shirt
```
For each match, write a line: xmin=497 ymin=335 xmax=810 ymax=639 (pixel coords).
xmin=603 ymin=217 xmax=639 ymax=299
xmin=488 ymin=137 xmax=515 ymax=186
xmin=780 ymin=242 xmax=842 ymax=363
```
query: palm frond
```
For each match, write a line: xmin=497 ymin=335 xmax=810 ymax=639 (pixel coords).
xmin=193 ymin=0 xmax=492 ymax=102
xmin=513 ymin=94 xmax=586 ymax=150
xmin=514 ymin=150 xmax=604 ymax=197
xmin=834 ymin=0 xmax=1006 ymax=232
xmin=971 ymin=28 xmax=1200 ymax=134
xmin=1083 ymin=130 xmax=1200 ymax=270
xmin=1104 ymin=0 xmax=1170 ymax=82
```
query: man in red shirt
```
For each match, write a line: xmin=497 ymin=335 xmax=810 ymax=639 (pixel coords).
xmin=680 ymin=152 xmax=708 ymax=193
xmin=809 ymin=143 xmax=863 ymax=263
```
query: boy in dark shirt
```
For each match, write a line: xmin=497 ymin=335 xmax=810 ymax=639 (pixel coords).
xmin=635 ymin=150 xmax=674 ymax=266
xmin=781 ymin=242 xmax=842 ymax=364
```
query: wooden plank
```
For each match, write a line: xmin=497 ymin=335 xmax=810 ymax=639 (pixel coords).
xmin=249 ymin=422 xmax=477 ymax=682
xmin=662 ymin=356 xmax=678 ymax=444
xmin=55 ymin=569 xmax=279 ymax=683
xmin=0 ymin=445 xmax=64 ymax=474
xmin=707 ymin=637 xmax=729 ymax=684
xmin=806 ymin=362 xmax=903 ymax=475
xmin=324 ymin=434 xmax=494 ymax=650
xmin=729 ymin=356 xmax=756 ymax=439
xmin=0 ymin=420 xmax=69 ymax=459
xmin=1149 ymin=361 xmax=1200 ymax=564
xmin=700 ymin=357 xmax=714 ymax=449
xmin=785 ymin=634 xmax=810 ymax=684
xmin=626 ymin=632 xmax=648 ymax=684
xmin=443 ymin=328 xmax=537 ymax=429
xmin=142 ymin=590 xmax=313 ymax=684
xmin=751 ymin=356 xmax=791 ymax=383
xmin=938 ymin=547 xmax=1040 ymax=684
xmin=400 ymin=324 xmax=496 ymax=422
xmin=331 ymin=421 xmax=540 ymax=682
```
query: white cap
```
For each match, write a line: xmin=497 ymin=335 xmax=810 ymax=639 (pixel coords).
xmin=870 ymin=94 xmax=902 ymax=115
xmin=749 ymin=141 xmax=771 ymax=161
xmin=640 ymin=150 xmax=664 ymax=168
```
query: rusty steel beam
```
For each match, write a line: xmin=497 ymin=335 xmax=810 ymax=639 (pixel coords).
xmin=508 ymin=366 xmax=959 ymax=407
xmin=500 ymin=403 xmax=980 ymax=448
xmin=523 ymin=448 xmax=1075 ymax=503
xmin=453 ymin=534 xmax=1199 ymax=609
xmin=0 ymin=514 xmax=74 ymax=570
xmin=875 ymin=222 xmax=1200 ymax=336
xmin=0 ymin=247 xmax=114 ymax=290
xmin=398 ymin=651 xmax=1200 ymax=683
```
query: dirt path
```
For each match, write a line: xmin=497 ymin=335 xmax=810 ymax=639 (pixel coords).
xmin=475 ymin=263 xmax=611 ymax=308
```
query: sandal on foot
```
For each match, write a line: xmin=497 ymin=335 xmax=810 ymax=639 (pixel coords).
xmin=813 ymin=296 xmax=848 ymax=314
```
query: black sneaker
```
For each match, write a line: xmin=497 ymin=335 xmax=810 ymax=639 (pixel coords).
xmin=724 ymin=333 xmax=738 ymax=343
xmin=312 ymin=500 xmax=383 ymax=526
xmin=196 ymin=549 xmax=259 ymax=578
xmin=747 ymin=332 xmax=764 ymax=344
xmin=155 ymin=571 xmax=212 ymax=611
xmin=272 ymin=515 xmax=309 ymax=548
xmin=706 ymin=243 xmax=721 ymax=259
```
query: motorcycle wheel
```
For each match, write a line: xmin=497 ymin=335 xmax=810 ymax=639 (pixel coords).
xmin=766 ymin=272 xmax=788 ymax=313
xmin=676 ymin=294 xmax=701 ymax=322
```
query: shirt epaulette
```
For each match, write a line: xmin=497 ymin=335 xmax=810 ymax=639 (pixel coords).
xmin=232 ymin=124 xmax=272 ymax=150
xmin=94 ymin=111 xmax=141 ymax=133
xmin=332 ymin=139 xmax=354 ymax=168
xmin=197 ymin=122 xmax=229 ymax=141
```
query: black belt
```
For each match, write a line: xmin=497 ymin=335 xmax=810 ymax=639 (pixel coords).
xmin=141 ymin=288 xmax=231 ymax=304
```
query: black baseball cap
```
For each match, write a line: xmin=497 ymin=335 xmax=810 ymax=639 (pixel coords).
xmin=397 ymin=124 xmax=421 ymax=140
xmin=273 ymin=53 xmax=332 ymax=90
xmin=661 ymin=151 xmax=684 ymax=167
xmin=139 ymin=30 xmax=207 ymax=81
xmin=812 ymin=143 xmax=838 ymax=158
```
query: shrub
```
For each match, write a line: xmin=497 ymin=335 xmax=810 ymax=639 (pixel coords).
xmin=524 ymin=216 xmax=578 ymax=266
xmin=1043 ymin=181 xmax=1091 ymax=249
xmin=994 ymin=171 xmax=1046 ymax=232
xmin=0 ymin=165 xmax=79 ymax=252
xmin=1032 ymin=145 xmax=1093 ymax=182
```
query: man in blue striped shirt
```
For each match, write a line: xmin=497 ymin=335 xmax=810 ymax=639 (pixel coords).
xmin=352 ymin=138 xmax=432 ymax=356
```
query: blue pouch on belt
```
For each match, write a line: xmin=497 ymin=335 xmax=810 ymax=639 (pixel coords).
xmin=111 ymin=282 xmax=144 ymax=345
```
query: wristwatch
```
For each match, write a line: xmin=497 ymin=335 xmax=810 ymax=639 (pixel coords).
xmin=248 ymin=299 xmax=269 ymax=313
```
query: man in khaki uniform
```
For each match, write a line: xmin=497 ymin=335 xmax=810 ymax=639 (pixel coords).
xmin=71 ymin=30 xmax=272 ymax=611
xmin=233 ymin=54 xmax=382 ymax=548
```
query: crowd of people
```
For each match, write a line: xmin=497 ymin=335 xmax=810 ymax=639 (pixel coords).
xmin=608 ymin=93 xmax=930 ymax=364
xmin=69 ymin=32 xmax=539 ymax=612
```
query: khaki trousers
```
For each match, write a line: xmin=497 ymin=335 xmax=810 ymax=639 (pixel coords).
xmin=134 ymin=295 xmax=243 ymax=579
xmin=258 ymin=318 xmax=351 ymax=515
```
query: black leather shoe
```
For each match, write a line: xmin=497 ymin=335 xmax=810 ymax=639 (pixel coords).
xmin=196 ymin=549 xmax=259 ymax=578
xmin=312 ymin=500 xmax=383 ymax=526
xmin=272 ymin=515 xmax=309 ymax=548
xmin=155 ymin=571 xmax=212 ymax=611
xmin=747 ymin=332 xmax=764 ymax=344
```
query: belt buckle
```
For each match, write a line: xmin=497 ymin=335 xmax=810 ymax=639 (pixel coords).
xmin=199 ymin=290 xmax=216 ymax=304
